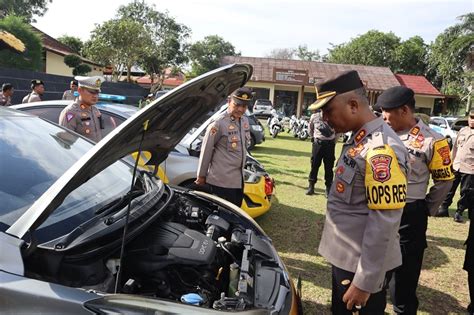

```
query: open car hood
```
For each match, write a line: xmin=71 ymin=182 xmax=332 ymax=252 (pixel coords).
xmin=7 ymin=64 xmax=253 ymax=239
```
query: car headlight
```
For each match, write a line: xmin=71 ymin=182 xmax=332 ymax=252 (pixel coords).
xmin=251 ymin=125 xmax=263 ymax=132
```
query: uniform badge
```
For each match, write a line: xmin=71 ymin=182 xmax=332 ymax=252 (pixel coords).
xmin=229 ymin=125 xmax=235 ymax=130
xmin=410 ymin=140 xmax=423 ymax=148
xmin=348 ymin=143 xmax=364 ymax=158
xmin=85 ymin=121 xmax=90 ymax=126
xmin=231 ymin=136 xmax=238 ymax=141
xmin=81 ymin=113 xmax=87 ymax=117
xmin=66 ymin=113 xmax=74 ymax=122
xmin=80 ymin=105 xmax=86 ymax=110
xmin=85 ymin=128 xmax=90 ymax=134
xmin=369 ymin=154 xmax=392 ymax=183
xmin=336 ymin=165 xmax=345 ymax=175
xmin=437 ymin=145 xmax=451 ymax=166
xmin=336 ymin=182 xmax=345 ymax=193
xmin=409 ymin=126 xmax=420 ymax=137
xmin=244 ymin=123 xmax=249 ymax=129
xmin=231 ymin=142 xmax=237 ymax=149
xmin=210 ymin=127 xmax=218 ymax=135
xmin=354 ymin=129 xmax=366 ymax=144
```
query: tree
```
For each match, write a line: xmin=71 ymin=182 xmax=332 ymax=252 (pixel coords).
xmin=327 ymin=30 xmax=401 ymax=69
xmin=188 ymin=35 xmax=238 ymax=76
xmin=265 ymin=48 xmax=295 ymax=60
xmin=0 ymin=0 xmax=52 ymax=22
xmin=393 ymin=36 xmax=428 ymax=74
xmin=83 ymin=18 xmax=152 ymax=82
xmin=58 ymin=35 xmax=84 ymax=55
xmin=0 ymin=15 xmax=42 ymax=70
xmin=296 ymin=44 xmax=321 ymax=61
xmin=117 ymin=0 xmax=190 ymax=90
xmin=63 ymin=54 xmax=91 ymax=76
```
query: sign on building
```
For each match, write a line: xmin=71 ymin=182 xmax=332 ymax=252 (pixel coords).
xmin=273 ymin=68 xmax=308 ymax=85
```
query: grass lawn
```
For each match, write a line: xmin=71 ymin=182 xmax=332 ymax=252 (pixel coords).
xmin=251 ymin=129 xmax=469 ymax=314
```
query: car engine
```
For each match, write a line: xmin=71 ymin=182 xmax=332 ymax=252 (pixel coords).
xmin=24 ymin=188 xmax=292 ymax=313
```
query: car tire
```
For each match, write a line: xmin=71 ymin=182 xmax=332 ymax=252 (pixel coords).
xmin=248 ymin=135 xmax=256 ymax=150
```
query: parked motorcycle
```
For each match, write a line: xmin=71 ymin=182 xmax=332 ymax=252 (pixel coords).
xmin=267 ymin=110 xmax=284 ymax=138
xmin=297 ymin=118 xmax=310 ymax=140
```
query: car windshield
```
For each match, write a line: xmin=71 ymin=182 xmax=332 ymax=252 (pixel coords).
xmin=256 ymin=99 xmax=272 ymax=106
xmin=0 ymin=116 xmax=134 ymax=242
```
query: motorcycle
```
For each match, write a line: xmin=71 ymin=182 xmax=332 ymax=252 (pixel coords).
xmin=267 ymin=109 xmax=284 ymax=138
xmin=297 ymin=118 xmax=310 ymax=140
xmin=288 ymin=115 xmax=298 ymax=136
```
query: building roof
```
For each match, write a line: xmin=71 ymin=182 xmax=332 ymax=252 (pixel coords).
xmin=221 ymin=56 xmax=400 ymax=91
xmin=31 ymin=26 xmax=103 ymax=67
xmin=395 ymin=74 xmax=442 ymax=97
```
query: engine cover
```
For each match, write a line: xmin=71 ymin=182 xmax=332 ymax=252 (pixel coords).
xmin=127 ymin=222 xmax=216 ymax=270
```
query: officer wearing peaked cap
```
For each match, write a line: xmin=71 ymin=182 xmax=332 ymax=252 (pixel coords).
xmin=195 ymin=87 xmax=252 ymax=207
xmin=22 ymin=79 xmax=44 ymax=103
xmin=59 ymin=76 xmax=105 ymax=142
xmin=314 ymin=70 xmax=409 ymax=314
xmin=378 ymin=85 xmax=454 ymax=315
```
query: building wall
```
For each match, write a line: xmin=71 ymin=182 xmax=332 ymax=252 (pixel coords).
xmin=45 ymin=51 xmax=104 ymax=77
xmin=414 ymin=95 xmax=436 ymax=114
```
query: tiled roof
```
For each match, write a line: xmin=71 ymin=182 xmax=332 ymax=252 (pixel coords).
xmin=395 ymin=74 xmax=442 ymax=96
xmin=221 ymin=56 xmax=400 ymax=91
xmin=31 ymin=26 xmax=103 ymax=67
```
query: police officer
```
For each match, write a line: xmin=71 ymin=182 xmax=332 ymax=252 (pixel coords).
xmin=22 ymin=79 xmax=44 ymax=103
xmin=315 ymin=71 xmax=409 ymax=314
xmin=195 ymin=87 xmax=252 ymax=207
xmin=378 ymin=86 xmax=454 ymax=315
xmin=453 ymin=110 xmax=474 ymax=314
xmin=62 ymin=80 xmax=78 ymax=100
xmin=306 ymin=107 xmax=336 ymax=196
xmin=58 ymin=75 xmax=104 ymax=142
xmin=0 ymin=83 xmax=13 ymax=106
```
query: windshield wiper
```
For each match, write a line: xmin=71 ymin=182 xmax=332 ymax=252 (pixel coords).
xmin=94 ymin=189 xmax=144 ymax=216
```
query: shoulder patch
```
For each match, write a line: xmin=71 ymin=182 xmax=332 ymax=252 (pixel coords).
xmin=355 ymin=129 xmax=366 ymax=144
xmin=429 ymin=138 xmax=454 ymax=181
xmin=410 ymin=126 xmax=420 ymax=137
xmin=365 ymin=144 xmax=407 ymax=210
xmin=66 ymin=113 xmax=74 ymax=122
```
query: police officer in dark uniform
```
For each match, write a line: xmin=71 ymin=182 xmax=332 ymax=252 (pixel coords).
xmin=59 ymin=76 xmax=104 ymax=142
xmin=378 ymin=86 xmax=454 ymax=315
xmin=306 ymin=107 xmax=336 ymax=195
xmin=316 ymin=71 xmax=409 ymax=314
xmin=195 ymin=87 xmax=252 ymax=206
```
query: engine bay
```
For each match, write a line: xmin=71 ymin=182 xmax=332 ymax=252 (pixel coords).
xmin=23 ymin=188 xmax=292 ymax=313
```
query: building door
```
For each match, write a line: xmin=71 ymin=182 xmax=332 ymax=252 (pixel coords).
xmin=274 ymin=90 xmax=298 ymax=116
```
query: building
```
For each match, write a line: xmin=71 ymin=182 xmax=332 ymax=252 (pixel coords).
xmin=136 ymin=68 xmax=185 ymax=90
xmin=395 ymin=74 xmax=443 ymax=114
xmin=221 ymin=56 xmax=442 ymax=116
xmin=32 ymin=26 xmax=104 ymax=77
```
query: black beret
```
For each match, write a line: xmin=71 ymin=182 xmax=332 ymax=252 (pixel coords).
xmin=2 ymin=83 xmax=12 ymax=91
xmin=231 ymin=87 xmax=253 ymax=105
xmin=309 ymin=70 xmax=364 ymax=110
xmin=376 ymin=86 xmax=415 ymax=110
xmin=31 ymin=79 xmax=44 ymax=88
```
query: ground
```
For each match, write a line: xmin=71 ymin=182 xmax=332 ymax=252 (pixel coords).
xmin=252 ymin=129 xmax=469 ymax=314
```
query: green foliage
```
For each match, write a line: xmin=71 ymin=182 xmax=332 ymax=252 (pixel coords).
xmin=393 ymin=36 xmax=428 ymax=74
xmin=58 ymin=35 xmax=84 ymax=54
xmin=427 ymin=13 xmax=473 ymax=113
xmin=0 ymin=15 xmax=42 ymax=70
xmin=327 ymin=30 xmax=401 ymax=68
xmin=83 ymin=18 xmax=152 ymax=82
xmin=64 ymin=54 xmax=91 ymax=76
xmin=189 ymin=35 xmax=238 ymax=76
xmin=117 ymin=0 xmax=190 ymax=82
xmin=0 ymin=0 xmax=51 ymax=22
xmin=296 ymin=45 xmax=321 ymax=61
xmin=73 ymin=64 xmax=92 ymax=76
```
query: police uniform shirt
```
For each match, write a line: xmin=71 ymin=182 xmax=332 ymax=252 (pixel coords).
xmin=0 ymin=92 xmax=11 ymax=106
xmin=318 ymin=117 xmax=409 ymax=293
xmin=22 ymin=91 xmax=41 ymax=103
xmin=62 ymin=89 xmax=76 ymax=101
xmin=58 ymin=101 xmax=103 ymax=142
xmin=197 ymin=111 xmax=250 ymax=189
xmin=398 ymin=119 xmax=454 ymax=214
xmin=309 ymin=112 xmax=336 ymax=141
xmin=453 ymin=126 xmax=474 ymax=175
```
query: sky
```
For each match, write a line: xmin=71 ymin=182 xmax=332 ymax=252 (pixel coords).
xmin=33 ymin=0 xmax=473 ymax=57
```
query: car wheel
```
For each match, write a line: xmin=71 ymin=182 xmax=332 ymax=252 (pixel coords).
xmin=248 ymin=135 xmax=256 ymax=150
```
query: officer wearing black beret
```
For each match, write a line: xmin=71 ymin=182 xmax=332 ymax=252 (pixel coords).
xmin=379 ymin=85 xmax=454 ymax=314
xmin=196 ymin=87 xmax=252 ymax=206
xmin=22 ymin=79 xmax=44 ymax=103
xmin=315 ymin=71 xmax=409 ymax=314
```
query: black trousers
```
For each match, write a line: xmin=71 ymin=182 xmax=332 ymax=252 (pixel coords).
xmin=461 ymin=175 xmax=474 ymax=312
xmin=209 ymin=184 xmax=244 ymax=207
xmin=389 ymin=200 xmax=428 ymax=315
xmin=331 ymin=266 xmax=391 ymax=315
xmin=440 ymin=170 xmax=463 ymax=212
xmin=308 ymin=139 xmax=335 ymax=188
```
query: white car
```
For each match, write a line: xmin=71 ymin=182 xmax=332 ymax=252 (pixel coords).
xmin=429 ymin=116 xmax=459 ymax=145
xmin=252 ymin=99 xmax=273 ymax=117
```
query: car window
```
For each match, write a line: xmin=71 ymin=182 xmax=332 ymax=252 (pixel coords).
xmin=452 ymin=119 xmax=468 ymax=131
xmin=22 ymin=106 xmax=63 ymax=123
xmin=256 ymin=99 xmax=272 ymax=106
xmin=101 ymin=112 xmax=126 ymax=136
